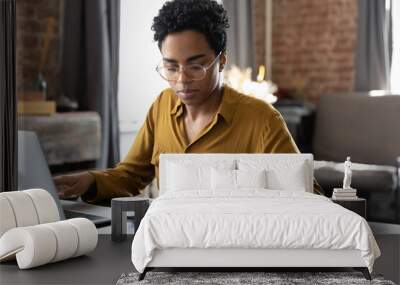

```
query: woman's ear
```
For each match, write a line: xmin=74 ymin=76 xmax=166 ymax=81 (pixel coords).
xmin=219 ymin=52 xmax=227 ymax=72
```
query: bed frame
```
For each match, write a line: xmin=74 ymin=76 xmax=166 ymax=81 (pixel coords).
xmin=137 ymin=154 xmax=372 ymax=281
xmin=139 ymin=248 xmax=371 ymax=280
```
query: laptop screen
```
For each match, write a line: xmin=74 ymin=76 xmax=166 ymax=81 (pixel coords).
xmin=18 ymin=131 xmax=66 ymax=220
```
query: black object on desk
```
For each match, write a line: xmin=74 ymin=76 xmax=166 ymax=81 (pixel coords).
xmin=331 ymin=198 xmax=367 ymax=218
xmin=111 ymin=197 xmax=150 ymax=241
xmin=273 ymin=102 xmax=315 ymax=153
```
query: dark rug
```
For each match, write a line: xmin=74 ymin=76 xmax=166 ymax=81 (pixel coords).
xmin=116 ymin=271 xmax=396 ymax=285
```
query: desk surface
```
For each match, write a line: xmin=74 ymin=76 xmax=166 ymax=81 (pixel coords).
xmin=0 ymin=235 xmax=134 ymax=285
xmin=1 ymin=234 xmax=399 ymax=285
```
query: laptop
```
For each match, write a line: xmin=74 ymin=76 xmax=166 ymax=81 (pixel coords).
xmin=17 ymin=131 xmax=111 ymax=228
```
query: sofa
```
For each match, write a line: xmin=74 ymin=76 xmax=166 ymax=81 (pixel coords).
xmin=312 ymin=93 xmax=400 ymax=223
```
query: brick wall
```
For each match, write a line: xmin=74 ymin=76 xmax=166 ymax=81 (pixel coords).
xmin=251 ymin=0 xmax=266 ymax=72
xmin=252 ymin=0 xmax=358 ymax=102
xmin=16 ymin=0 xmax=63 ymax=100
xmin=16 ymin=0 xmax=358 ymax=103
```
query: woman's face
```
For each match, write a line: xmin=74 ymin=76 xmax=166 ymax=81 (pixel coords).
xmin=160 ymin=30 xmax=225 ymax=107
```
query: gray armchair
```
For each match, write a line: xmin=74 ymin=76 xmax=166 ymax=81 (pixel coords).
xmin=312 ymin=93 xmax=400 ymax=223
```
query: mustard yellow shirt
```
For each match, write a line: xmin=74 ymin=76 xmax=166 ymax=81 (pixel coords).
xmin=85 ymin=85 xmax=322 ymax=203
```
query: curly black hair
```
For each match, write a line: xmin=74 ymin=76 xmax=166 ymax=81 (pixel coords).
xmin=152 ymin=0 xmax=229 ymax=54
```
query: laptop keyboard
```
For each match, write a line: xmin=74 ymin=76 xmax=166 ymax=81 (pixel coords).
xmin=64 ymin=210 xmax=111 ymax=228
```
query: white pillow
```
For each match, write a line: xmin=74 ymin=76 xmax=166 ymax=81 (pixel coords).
xmin=236 ymin=169 xmax=267 ymax=188
xmin=166 ymin=160 xmax=235 ymax=192
xmin=211 ymin=168 xmax=236 ymax=190
xmin=167 ymin=163 xmax=210 ymax=191
xmin=238 ymin=159 xmax=310 ymax=192
xmin=211 ymin=169 xmax=268 ymax=190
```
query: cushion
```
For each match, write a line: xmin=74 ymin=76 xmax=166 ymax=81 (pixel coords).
xmin=211 ymin=168 xmax=236 ymax=190
xmin=0 ymin=189 xmax=60 ymax=238
xmin=238 ymin=160 xmax=310 ymax=192
xmin=0 ymin=218 xmax=97 ymax=269
xmin=0 ymin=196 xmax=16 ymax=237
xmin=167 ymin=163 xmax=210 ymax=191
xmin=211 ymin=169 xmax=268 ymax=190
xmin=236 ymin=169 xmax=267 ymax=188
xmin=166 ymin=160 xmax=235 ymax=192
xmin=0 ymin=191 xmax=39 ymax=227
xmin=160 ymin=154 xmax=313 ymax=193
xmin=24 ymin=189 xmax=60 ymax=223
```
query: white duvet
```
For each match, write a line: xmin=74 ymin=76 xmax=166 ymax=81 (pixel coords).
xmin=131 ymin=190 xmax=380 ymax=273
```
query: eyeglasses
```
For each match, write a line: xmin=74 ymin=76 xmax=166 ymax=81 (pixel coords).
xmin=156 ymin=52 xmax=222 ymax=82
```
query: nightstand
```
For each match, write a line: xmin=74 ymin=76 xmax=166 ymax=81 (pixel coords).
xmin=331 ymin=198 xmax=366 ymax=218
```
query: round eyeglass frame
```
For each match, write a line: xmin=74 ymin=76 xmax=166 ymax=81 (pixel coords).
xmin=156 ymin=51 xmax=222 ymax=82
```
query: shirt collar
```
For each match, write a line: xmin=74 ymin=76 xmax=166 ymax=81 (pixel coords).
xmin=170 ymin=97 xmax=183 ymax=116
xmin=216 ymin=84 xmax=236 ymax=125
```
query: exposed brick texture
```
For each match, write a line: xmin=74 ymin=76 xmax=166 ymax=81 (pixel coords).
xmin=252 ymin=0 xmax=358 ymax=102
xmin=16 ymin=0 xmax=63 ymax=100
xmin=251 ymin=0 xmax=266 ymax=73
xmin=16 ymin=0 xmax=358 ymax=104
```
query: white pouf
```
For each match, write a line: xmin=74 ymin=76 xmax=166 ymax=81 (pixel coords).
xmin=0 ymin=218 xmax=97 ymax=269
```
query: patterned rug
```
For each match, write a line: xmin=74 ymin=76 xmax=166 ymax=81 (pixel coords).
xmin=116 ymin=271 xmax=396 ymax=285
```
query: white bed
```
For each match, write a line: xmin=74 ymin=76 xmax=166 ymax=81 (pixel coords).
xmin=131 ymin=154 xmax=380 ymax=280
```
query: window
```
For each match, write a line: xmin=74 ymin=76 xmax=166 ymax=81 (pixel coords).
xmin=390 ymin=0 xmax=400 ymax=92
xmin=118 ymin=0 xmax=168 ymax=158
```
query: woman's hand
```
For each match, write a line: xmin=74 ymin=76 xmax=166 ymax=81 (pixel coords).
xmin=53 ymin=172 xmax=95 ymax=199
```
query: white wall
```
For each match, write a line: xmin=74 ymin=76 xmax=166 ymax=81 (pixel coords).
xmin=118 ymin=0 xmax=168 ymax=159
xmin=391 ymin=0 xmax=400 ymax=91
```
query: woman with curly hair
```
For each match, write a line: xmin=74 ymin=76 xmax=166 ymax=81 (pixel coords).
xmin=55 ymin=0 xmax=322 ymax=203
